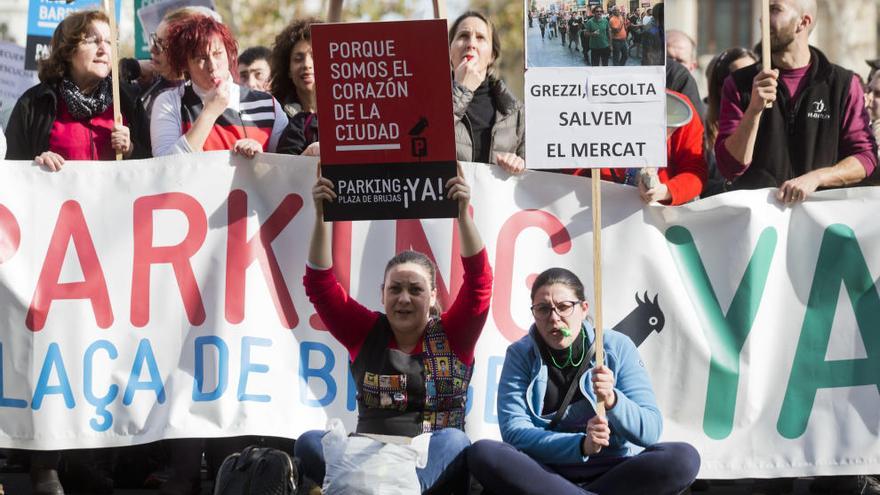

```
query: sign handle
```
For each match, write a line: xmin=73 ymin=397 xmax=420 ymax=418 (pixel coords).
xmin=761 ymin=0 xmax=773 ymax=109
xmin=328 ymin=0 xmax=343 ymax=22
xmin=591 ymin=168 xmax=605 ymax=418
xmin=106 ymin=0 xmax=123 ymax=160
xmin=432 ymin=0 xmax=447 ymax=19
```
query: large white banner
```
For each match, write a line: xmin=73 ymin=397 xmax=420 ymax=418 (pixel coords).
xmin=0 ymin=153 xmax=878 ymax=479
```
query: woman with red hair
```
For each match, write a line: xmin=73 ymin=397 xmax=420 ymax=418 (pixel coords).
xmin=150 ymin=15 xmax=287 ymax=157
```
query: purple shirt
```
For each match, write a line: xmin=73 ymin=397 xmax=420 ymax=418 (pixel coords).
xmin=715 ymin=64 xmax=877 ymax=180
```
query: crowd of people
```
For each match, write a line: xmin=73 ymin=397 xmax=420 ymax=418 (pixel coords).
xmin=1 ymin=0 xmax=880 ymax=493
xmin=528 ymin=4 xmax=664 ymax=66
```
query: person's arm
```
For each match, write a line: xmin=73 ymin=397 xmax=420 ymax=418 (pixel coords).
xmin=441 ymin=167 xmax=493 ymax=363
xmin=659 ymin=107 xmax=707 ymax=205
xmin=598 ymin=336 xmax=663 ymax=447
xmin=183 ymin=80 xmax=230 ymax=152
xmin=776 ymin=76 xmax=876 ymax=203
xmin=721 ymin=68 xmax=779 ymax=169
xmin=776 ymin=156 xmax=866 ymax=203
xmin=150 ymin=88 xmax=193 ymax=156
xmin=266 ymin=97 xmax=290 ymax=153
xmin=515 ymin=105 xmax=525 ymax=159
xmin=308 ymin=168 xmax=334 ymax=269
xmin=497 ymin=342 xmax=590 ymax=464
xmin=303 ymin=168 xmax=378 ymax=357
xmin=451 ymin=83 xmax=475 ymax=122
xmin=276 ymin=116 xmax=308 ymax=155
xmin=4 ymin=93 xmax=33 ymax=160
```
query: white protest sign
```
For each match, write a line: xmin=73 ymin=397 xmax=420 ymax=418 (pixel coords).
xmin=525 ymin=66 xmax=666 ymax=169
xmin=0 ymin=42 xmax=38 ymax=125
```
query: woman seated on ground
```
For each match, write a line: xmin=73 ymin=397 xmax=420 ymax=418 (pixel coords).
xmin=272 ymin=17 xmax=322 ymax=156
xmin=5 ymin=9 xmax=150 ymax=166
xmin=150 ymin=15 xmax=287 ymax=157
xmin=296 ymin=165 xmax=493 ymax=494
xmin=468 ymin=268 xmax=700 ymax=495
xmin=449 ymin=11 xmax=525 ymax=174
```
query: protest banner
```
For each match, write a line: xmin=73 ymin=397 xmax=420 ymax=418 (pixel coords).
xmin=25 ymin=0 xmax=122 ymax=70
xmin=0 ymin=42 xmax=38 ymax=127
xmin=311 ymin=20 xmax=457 ymax=221
xmin=0 ymin=153 xmax=879 ymax=479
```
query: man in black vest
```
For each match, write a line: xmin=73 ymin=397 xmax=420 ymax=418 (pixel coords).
xmin=715 ymin=0 xmax=877 ymax=202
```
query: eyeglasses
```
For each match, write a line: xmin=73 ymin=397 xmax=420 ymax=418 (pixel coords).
xmin=148 ymin=32 xmax=166 ymax=53
xmin=81 ymin=35 xmax=111 ymax=47
xmin=530 ymin=300 xmax=582 ymax=319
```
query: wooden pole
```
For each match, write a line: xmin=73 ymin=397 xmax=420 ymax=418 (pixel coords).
xmin=328 ymin=0 xmax=343 ymax=22
xmin=761 ymin=0 xmax=772 ymax=108
xmin=590 ymin=168 xmax=605 ymax=417
xmin=432 ymin=0 xmax=447 ymax=20
xmin=106 ymin=0 xmax=123 ymax=160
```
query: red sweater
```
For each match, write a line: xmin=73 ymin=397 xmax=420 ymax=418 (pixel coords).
xmin=303 ymin=249 xmax=493 ymax=364
xmin=48 ymin=98 xmax=126 ymax=160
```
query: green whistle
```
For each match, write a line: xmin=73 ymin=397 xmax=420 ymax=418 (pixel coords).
xmin=560 ymin=326 xmax=572 ymax=337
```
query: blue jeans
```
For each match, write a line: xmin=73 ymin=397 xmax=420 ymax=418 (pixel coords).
xmin=295 ymin=427 xmax=470 ymax=494
xmin=468 ymin=440 xmax=700 ymax=495
xmin=612 ymin=39 xmax=628 ymax=66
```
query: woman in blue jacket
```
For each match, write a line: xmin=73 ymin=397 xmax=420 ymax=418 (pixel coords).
xmin=468 ymin=268 xmax=700 ymax=494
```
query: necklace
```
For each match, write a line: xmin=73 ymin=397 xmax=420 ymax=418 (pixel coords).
xmin=550 ymin=330 xmax=586 ymax=369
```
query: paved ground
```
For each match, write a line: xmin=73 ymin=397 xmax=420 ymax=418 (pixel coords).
xmin=0 ymin=471 xmax=848 ymax=494
xmin=525 ymin=21 xmax=643 ymax=68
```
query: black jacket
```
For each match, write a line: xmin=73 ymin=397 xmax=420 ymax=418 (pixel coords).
xmin=5 ymin=80 xmax=151 ymax=160
xmin=453 ymin=77 xmax=524 ymax=163
xmin=666 ymin=59 xmax=706 ymax=118
xmin=729 ymin=47 xmax=853 ymax=189
xmin=276 ymin=111 xmax=318 ymax=155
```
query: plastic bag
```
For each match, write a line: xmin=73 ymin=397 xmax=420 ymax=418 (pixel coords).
xmin=321 ymin=419 xmax=429 ymax=495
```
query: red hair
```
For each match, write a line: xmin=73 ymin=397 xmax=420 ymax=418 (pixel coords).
xmin=165 ymin=16 xmax=238 ymax=82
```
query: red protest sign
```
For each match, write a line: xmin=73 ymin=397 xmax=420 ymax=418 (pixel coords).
xmin=312 ymin=19 xmax=457 ymax=221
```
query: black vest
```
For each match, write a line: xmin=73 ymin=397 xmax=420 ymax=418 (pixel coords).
xmin=730 ymin=47 xmax=852 ymax=190
xmin=350 ymin=316 xmax=472 ymax=437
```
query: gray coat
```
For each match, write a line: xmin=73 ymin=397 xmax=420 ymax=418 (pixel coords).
xmin=453 ymin=77 xmax=525 ymax=164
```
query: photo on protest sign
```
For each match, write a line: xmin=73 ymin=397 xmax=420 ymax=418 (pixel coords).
xmin=311 ymin=19 xmax=457 ymax=222
xmin=525 ymin=0 xmax=665 ymax=68
xmin=25 ymin=0 xmax=122 ymax=70
xmin=134 ymin=0 xmax=216 ymax=60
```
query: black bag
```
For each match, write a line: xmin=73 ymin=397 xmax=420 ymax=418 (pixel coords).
xmin=213 ymin=445 xmax=297 ymax=495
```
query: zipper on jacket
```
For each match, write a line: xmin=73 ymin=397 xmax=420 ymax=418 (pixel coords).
xmin=89 ymin=126 xmax=96 ymax=160
xmin=462 ymin=113 xmax=477 ymax=162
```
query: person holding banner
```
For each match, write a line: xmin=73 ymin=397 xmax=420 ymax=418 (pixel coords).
xmin=715 ymin=0 xmax=877 ymax=201
xmin=467 ymin=267 xmax=700 ymax=495
xmin=272 ymin=17 xmax=323 ymax=156
xmin=296 ymin=165 xmax=493 ymax=494
xmin=5 ymin=10 xmax=151 ymax=167
xmin=449 ymin=11 xmax=525 ymax=174
xmin=149 ymin=15 xmax=288 ymax=157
